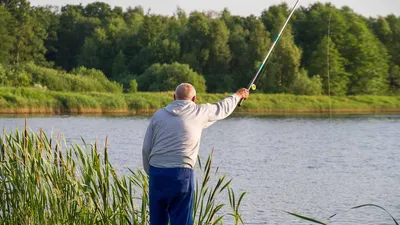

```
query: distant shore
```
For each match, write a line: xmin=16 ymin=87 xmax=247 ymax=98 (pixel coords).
xmin=1 ymin=87 xmax=400 ymax=115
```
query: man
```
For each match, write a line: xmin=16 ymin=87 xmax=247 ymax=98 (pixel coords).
xmin=142 ymin=83 xmax=249 ymax=225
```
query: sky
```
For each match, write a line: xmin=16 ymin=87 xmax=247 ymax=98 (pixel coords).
xmin=29 ymin=0 xmax=400 ymax=17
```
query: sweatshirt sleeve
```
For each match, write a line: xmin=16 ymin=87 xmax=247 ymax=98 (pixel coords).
xmin=142 ymin=119 xmax=153 ymax=175
xmin=201 ymin=93 xmax=241 ymax=128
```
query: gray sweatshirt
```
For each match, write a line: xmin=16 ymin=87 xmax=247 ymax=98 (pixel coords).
xmin=142 ymin=94 xmax=241 ymax=174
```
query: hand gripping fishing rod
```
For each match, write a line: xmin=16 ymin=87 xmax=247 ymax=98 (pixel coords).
xmin=238 ymin=0 xmax=300 ymax=107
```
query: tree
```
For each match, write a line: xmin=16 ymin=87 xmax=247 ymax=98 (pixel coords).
xmin=227 ymin=24 xmax=250 ymax=81
xmin=83 ymin=2 xmax=113 ymax=22
xmin=112 ymin=50 xmax=127 ymax=78
xmin=232 ymin=16 xmax=271 ymax=92
xmin=341 ymin=11 xmax=390 ymax=95
xmin=369 ymin=16 xmax=392 ymax=45
xmin=133 ymin=15 xmax=183 ymax=75
xmin=173 ymin=6 xmax=187 ymax=25
xmin=203 ymin=19 xmax=231 ymax=92
xmin=136 ymin=15 xmax=167 ymax=47
xmin=124 ymin=6 xmax=144 ymax=33
xmin=308 ymin=36 xmax=349 ymax=95
xmin=261 ymin=4 xmax=302 ymax=93
xmin=128 ymin=79 xmax=138 ymax=93
xmin=55 ymin=5 xmax=101 ymax=70
xmin=128 ymin=15 xmax=169 ymax=73
xmin=293 ymin=3 xmax=348 ymax=70
xmin=206 ymin=19 xmax=231 ymax=73
xmin=121 ymin=8 xmax=144 ymax=75
xmin=77 ymin=28 xmax=105 ymax=70
xmin=34 ymin=5 xmax=59 ymax=66
xmin=385 ymin=15 xmax=400 ymax=66
xmin=0 ymin=5 xmax=15 ymax=64
xmin=180 ymin=12 xmax=210 ymax=73
xmin=220 ymin=8 xmax=233 ymax=28
xmin=389 ymin=65 xmax=400 ymax=93
xmin=78 ymin=16 xmax=130 ymax=77
xmin=294 ymin=3 xmax=391 ymax=95
xmin=98 ymin=17 xmax=130 ymax=76
xmin=0 ymin=64 xmax=7 ymax=86
xmin=2 ymin=0 xmax=49 ymax=64
xmin=138 ymin=39 xmax=181 ymax=73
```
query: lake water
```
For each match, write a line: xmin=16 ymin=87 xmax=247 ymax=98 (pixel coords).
xmin=1 ymin=114 xmax=399 ymax=224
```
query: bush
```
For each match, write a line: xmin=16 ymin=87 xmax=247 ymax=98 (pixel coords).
xmin=2 ymin=63 xmax=123 ymax=93
xmin=0 ymin=64 xmax=6 ymax=86
xmin=389 ymin=65 xmax=400 ymax=93
xmin=137 ymin=62 xmax=207 ymax=92
xmin=10 ymin=68 xmax=32 ymax=87
xmin=128 ymin=79 xmax=138 ymax=93
xmin=290 ymin=69 xmax=323 ymax=95
xmin=23 ymin=63 xmax=71 ymax=91
xmin=205 ymin=73 xmax=235 ymax=93
xmin=113 ymin=72 xmax=137 ymax=91
xmin=69 ymin=66 xmax=123 ymax=93
xmin=70 ymin=66 xmax=109 ymax=81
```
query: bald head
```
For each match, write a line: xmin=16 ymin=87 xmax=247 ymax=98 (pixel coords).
xmin=174 ymin=83 xmax=196 ymax=101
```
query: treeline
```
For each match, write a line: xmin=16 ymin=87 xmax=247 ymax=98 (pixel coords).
xmin=0 ymin=0 xmax=399 ymax=95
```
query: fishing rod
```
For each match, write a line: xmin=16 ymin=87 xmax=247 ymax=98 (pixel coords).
xmin=238 ymin=0 xmax=301 ymax=107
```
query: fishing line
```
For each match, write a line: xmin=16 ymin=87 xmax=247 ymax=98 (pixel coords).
xmin=327 ymin=4 xmax=332 ymax=120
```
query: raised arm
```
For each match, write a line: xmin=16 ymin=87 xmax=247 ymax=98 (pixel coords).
xmin=201 ymin=88 xmax=249 ymax=127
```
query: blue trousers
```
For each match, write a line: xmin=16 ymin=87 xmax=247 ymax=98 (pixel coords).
xmin=149 ymin=166 xmax=194 ymax=225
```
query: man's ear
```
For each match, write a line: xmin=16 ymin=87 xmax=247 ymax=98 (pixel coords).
xmin=174 ymin=94 xmax=176 ymax=100
xmin=191 ymin=96 xmax=196 ymax=102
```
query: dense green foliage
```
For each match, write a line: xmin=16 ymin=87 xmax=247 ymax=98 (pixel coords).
xmin=1 ymin=87 xmax=400 ymax=114
xmin=0 ymin=0 xmax=399 ymax=95
xmin=0 ymin=127 xmax=245 ymax=224
xmin=0 ymin=63 xmax=122 ymax=93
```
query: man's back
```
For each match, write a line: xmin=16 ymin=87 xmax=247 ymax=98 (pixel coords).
xmin=149 ymin=100 xmax=206 ymax=169
xmin=142 ymin=94 xmax=241 ymax=173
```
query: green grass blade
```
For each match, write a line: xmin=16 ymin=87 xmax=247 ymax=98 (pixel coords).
xmin=283 ymin=211 xmax=327 ymax=225
xmin=329 ymin=204 xmax=399 ymax=225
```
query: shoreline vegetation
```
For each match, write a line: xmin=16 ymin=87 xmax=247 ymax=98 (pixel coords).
xmin=1 ymin=87 xmax=400 ymax=115
xmin=0 ymin=126 xmax=245 ymax=224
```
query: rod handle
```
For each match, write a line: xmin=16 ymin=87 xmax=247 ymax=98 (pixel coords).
xmin=237 ymin=98 xmax=245 ymax=107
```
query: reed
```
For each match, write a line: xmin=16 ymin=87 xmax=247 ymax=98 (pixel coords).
xmin=285 ymin=203 xmax=399 ymax=224
xmin=0 ymin=125 xmax=245 ymax=224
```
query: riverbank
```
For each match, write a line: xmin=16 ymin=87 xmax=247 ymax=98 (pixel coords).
xmin=1 ymin=87 xmax=400 ymax=115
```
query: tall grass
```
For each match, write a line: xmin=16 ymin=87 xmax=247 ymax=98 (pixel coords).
xmin=1 ymin=87 xmax=400 ymax=114
xmin=0 ymin=123 xmax=245 ymax=224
